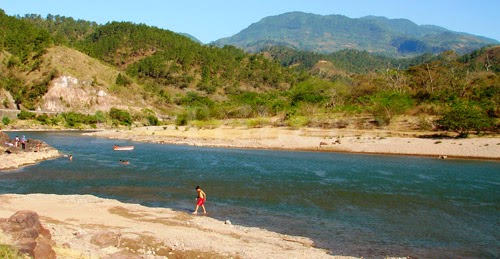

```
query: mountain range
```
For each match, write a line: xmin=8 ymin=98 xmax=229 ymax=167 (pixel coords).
xmin=1 ymin=8 xmax=499 ymax=131
xmin=213 ymin=12 xmax=498 ymax=57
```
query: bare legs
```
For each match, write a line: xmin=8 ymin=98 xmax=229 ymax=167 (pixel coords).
xmin=193 ymin=204 xmax=206 ymax=214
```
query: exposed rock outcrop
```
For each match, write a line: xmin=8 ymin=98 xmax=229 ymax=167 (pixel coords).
xmin=0 ymin=210 xmax=56 ymax=259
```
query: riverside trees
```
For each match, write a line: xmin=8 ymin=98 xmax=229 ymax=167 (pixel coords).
xmin=1 ymin=10 xmax=498 ymax=135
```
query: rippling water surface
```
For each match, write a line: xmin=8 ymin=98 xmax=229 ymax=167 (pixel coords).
xmin=1 ymin=131 xmax=499 ymax=258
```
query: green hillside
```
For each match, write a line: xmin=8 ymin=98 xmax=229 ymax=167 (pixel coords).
xmin=1 ymin=10 xmax=498 ymax=136
xmin=214 ymin=12 xmax=498 ymax=57
xmin=77 ymin=21 xmax=298 ymax=94
xmin=261 ymin=45 xmax=439 ymax=75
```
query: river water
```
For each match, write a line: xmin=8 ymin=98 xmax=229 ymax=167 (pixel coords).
xmin=1 ymin=131 xmax=499 ymax=258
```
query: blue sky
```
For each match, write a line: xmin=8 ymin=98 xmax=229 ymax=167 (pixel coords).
xmin=1 ymin=0 xmax=499 ymax=43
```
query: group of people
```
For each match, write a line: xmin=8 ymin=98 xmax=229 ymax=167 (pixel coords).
xmin=14 ymin=135 xmax=27 ymax=149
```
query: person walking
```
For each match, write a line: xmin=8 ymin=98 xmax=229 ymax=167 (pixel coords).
xmin=193 ymin=186 xmax=207 ymax=215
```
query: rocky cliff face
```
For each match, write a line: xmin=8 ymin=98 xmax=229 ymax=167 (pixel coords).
xmin=3 ymin=46 xmax=153 ymax=115
xmin=41 ymin=75 xmax=120 ymax=113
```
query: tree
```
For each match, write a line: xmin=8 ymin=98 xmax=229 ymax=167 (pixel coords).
xmin=115 ymin=73 xmax=131 ymax=86
xmin=362 ymin=91 xmax=413 ymax=126
xmin=435 ymin=100 xmax=495 ymax=137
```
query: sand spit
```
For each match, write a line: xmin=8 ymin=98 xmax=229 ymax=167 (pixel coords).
xmin=0 ymin=194 xmax=354 ymax=258
xmin=1 ymin=130 xmax=61 ymax=170
xmin=86 ymin=126 xmax=500 ymax=160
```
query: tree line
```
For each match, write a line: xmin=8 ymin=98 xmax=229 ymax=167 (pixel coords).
xmin=0 ymin=9 xmax=498 ymax=136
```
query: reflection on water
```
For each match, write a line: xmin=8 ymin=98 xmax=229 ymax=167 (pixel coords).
xmin=1 ymin=131 xmax=499 ymax=258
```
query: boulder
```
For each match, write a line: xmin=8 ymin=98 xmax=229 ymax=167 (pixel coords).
xmin=0 ymin=210 xmax=56 ymax=259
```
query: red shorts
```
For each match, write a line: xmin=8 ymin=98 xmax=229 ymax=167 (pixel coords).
xmin=196 ymin=198 xmax=205 ymax=206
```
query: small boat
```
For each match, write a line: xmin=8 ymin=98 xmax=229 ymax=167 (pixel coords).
xmin=113 ymin=145 xmax=134 ymax=151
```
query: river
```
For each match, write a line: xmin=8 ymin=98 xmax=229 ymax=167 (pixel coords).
xmin=1 ymin=131 xmax=499 ymax=258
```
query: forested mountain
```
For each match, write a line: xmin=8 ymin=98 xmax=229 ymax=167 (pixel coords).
xmin=214 ymin=12 xmax=498 ymax=57
xmin=0 ymin=9 xmax=300 ymax=116
xmin=0 ymin=9 xmax=498 ymax=135
xmin=261 ymin=46 xmax=438 ymax=75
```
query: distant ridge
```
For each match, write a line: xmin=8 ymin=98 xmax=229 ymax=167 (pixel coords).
xmin=213 ymin=12 xmax=498 ymax=56
xmin=179 ymin=32 xmax=203 ymax=44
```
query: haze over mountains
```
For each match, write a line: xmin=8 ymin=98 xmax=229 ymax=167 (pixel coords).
xmin=213 ymin=12 xmax=498 ymax=57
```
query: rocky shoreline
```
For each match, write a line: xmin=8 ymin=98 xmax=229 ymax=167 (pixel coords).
xmin=0 ymin=194 xmax=352 ymax=258
xmin=0 ymin=131 xmax=61 ymax=171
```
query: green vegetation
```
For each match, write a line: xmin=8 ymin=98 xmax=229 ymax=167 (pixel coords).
xmin=61 ymin=112 xmax=103 ymax=128
xmin=109 ymin=108 xmax=132 ymax=126
xmin=263 ymin=45 xmax=437 ymax=75
xmin=2 ymin=116 xmax=10 ymax=125
xmin=363 ymin=91 xmax=414 ymax=126
xmin=0 ymin=9 xmax=498 ymax=136
xmin=0 ymin=244 xmax=23 ymax=259
xmin=214 ymin=11 xmax=498 ymax=56
xmin=436 ymin=100 xmax=495 ymax=137
xmin=17 ymin=110 xmax=36 ymax=120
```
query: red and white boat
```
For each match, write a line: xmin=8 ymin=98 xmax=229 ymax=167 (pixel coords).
xmin=113 ymin=145 xmax=135 ymax=151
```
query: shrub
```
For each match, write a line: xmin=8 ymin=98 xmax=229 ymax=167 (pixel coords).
xmin=17 ymin=110 xmax=36 ymax=120
xmin=147 ymin=115 xmax=159 ymax=126
xmin=289 ymin=78 xmax=333 ymax=106
xmin=115 ymin=73 xmax=132 ymax=86
xmin=94 ymin=111 xmax=107 ymax=123
xmin=50 ymin=116 xmax=61 ymax=126
xmin=60 ymin=112 xmax=103 ymax=128
xmin=109 ymin=108 xmax=132 ymax=126
xmin=175 ymin=113 xmax=189 ymax=126
xmin=35 ymin=114 xmax=51 ymax=125
xmin=246 ymin=118 xmax=270 ymax=128
xmin=2 ymin=116 xmax=10 ymax=125
xmin=0 ymin=244 xmax=23 ymax=258
xmin=286 ymin=115 xmax=310 ymax=129
xmin=190 ymin=119 xmax=221 ymax=129
xmin=362 ymin=91 xmax=414 ymax=126
xmin=417 ymin=116 xmax=433 ymax=131
xmin=62 ymin=112 xmax=85 ymax=128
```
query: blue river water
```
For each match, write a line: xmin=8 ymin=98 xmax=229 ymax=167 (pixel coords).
xmin=1 ymin=131 xmax=499 ymax=258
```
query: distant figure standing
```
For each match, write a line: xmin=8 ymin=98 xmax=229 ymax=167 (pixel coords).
xmin=20 ymin=135 xmax=27 ymax=150
xmin=69 ymin=155 xmax=73 ymax=161
xmin=14 ymin=136 xmax=19 ymax=147
xmin=193 ymin=186 xmax=207 ymax=215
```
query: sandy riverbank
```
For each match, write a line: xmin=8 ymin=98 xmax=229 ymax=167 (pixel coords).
xmin=0 ymin=149 xmax=61 ymax=171
xmin=86 ymin=126 xmax=500 ymax=160
xmin=0 ymin=194 xmax=353 ymax=258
